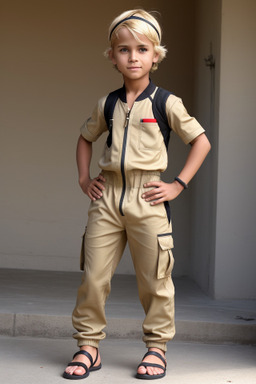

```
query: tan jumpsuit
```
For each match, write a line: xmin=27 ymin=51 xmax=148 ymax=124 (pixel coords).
xmin=72 ymin=82 xmax=205 ymax=351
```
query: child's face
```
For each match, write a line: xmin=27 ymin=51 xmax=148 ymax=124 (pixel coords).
xmin=109 ymin=27 xmax=159 ymax=82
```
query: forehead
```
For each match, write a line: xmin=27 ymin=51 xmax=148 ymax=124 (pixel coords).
xmin=112 ymin=27 xmax=153 ymax=46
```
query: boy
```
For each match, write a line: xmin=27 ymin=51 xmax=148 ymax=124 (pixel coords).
xmin=63 ymin=9 xmax=211 ymax=381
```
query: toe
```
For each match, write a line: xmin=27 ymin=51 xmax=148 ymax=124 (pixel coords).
xmin=73 ymin=366 xmax=86 ymax=376
xmin=137 ymin=365 xmax=147 ymax=375
xmin=65 ymin=365 xmax=85 ymax=376
xmin=147 ymin=366 xmax=164 ymax=376
xmin=65 ymin=366 xmax=75 ymax=374
xmin=146 ymin=366 xmax=154 ymax=376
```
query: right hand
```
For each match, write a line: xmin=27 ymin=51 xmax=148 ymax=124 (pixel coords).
xmin=80 ymin=174 xmax=106 ymax=201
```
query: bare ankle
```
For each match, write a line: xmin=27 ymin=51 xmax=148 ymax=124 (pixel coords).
xmin=148 ymin=347 xmax=165 ymax=355
xmin=80 ymin=346 xmax=98 ymax=354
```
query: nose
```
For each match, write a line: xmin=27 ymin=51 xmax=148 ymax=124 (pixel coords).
xmin=129 ymin=49 xmax=138 ymax=62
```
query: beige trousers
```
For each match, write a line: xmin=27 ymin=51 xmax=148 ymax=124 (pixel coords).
xmin=72 ymin=171 xmax=175 ymax=352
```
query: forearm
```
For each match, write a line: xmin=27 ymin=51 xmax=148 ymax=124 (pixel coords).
xmin=176 ymin=133 xmax=211 ymax=188
xmin=76 ymin=135 xmax=92 ymax=185
xmin=76 ymin=135 xmax=106 ymax=199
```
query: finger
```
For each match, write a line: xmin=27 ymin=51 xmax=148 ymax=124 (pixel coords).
xmin=89 ymin=193 xmax=100 ymax=201
xmin=144 ymin=191 xmax=163 ymax=201
xmin=88 ymin=192 xmax=96 ymax=201
xmin=144 ymin=181 xmax=162 ymax=188
xmin=150 ymin=197 xmax=165 ymax=205
xmin=94 ymin=180 xmax=105 ymax=191
xmin=142 ymin=188 xmax=162 ymax=199
xmin=96 ymin=182 xmax=105 ymax=191
xmin=87 ymin=184 xmax=102 ymax=199
xmin=97 ymin=174 xmax=106 ymax=182
xmin=89 ymin=180 xmax=103 ymax=192
xmin=91 ymin=186 xmax=103 ymax=198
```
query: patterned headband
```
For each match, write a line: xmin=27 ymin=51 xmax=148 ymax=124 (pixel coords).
xmin=109 ymin=15 xmax=160 ymax=40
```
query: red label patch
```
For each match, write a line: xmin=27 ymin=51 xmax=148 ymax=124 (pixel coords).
xmin=141 ymin=119 xmax=157 ymax=123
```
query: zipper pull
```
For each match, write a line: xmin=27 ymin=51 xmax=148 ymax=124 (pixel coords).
xmin=125 ymin=109 xmax=130 ymax=128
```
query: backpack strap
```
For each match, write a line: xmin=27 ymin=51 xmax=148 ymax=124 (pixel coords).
xmin=152 ymin=87 xmax=172 ymax=150
xmin=104 ymin=88 xmax=121 ymax=147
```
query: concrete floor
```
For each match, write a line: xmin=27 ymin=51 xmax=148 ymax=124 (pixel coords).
xmin=0 ymin=336 xmax=255 ymax=384
xmin=0 ymin=268 xmax=256 ymax=383
xmin=0 ymin=269 xmax=255 ymax=344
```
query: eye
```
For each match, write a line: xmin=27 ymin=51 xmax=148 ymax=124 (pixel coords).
xmin=120 ymin=47 xmax=128 ymax=53
xmin=139 ymin=47 xmax=148 ymax=53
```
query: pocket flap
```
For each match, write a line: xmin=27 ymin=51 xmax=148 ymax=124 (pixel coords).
xmin=157 ymin=234 xmax=174 ymax=250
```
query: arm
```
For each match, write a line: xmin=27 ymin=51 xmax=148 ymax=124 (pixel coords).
xmin=142 ymin=133 xmax=211 ymax=205
xmin=76 ymin=134 xmax=105 ymax=201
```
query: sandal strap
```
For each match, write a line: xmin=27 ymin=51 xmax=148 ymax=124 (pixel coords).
xmin=73 ymin=350 xmax=93 ymax=366
xmin=138 ymin=362 xmax=166 ymax=371
xmin=142 ymin=351 xmax=166 ymax=367
xmin=66 ymin=361 xmax=89 ymax=373
xmin=92 ymin=349 xmax=99 ymax=367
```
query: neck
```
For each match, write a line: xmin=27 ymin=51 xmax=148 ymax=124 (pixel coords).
xmin=123 ymin=78 xmax=150 ymax=109
xmin=123 ymin=76 xmax=150 ymax=96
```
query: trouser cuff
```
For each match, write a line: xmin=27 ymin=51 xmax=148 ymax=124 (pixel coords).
xmin=77 ymin=340 xmax=100 ymax=349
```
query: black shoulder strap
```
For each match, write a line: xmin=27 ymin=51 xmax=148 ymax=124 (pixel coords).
xmin=104 ymin=88 xmax=121 ymax=147
xmin=152 ymin=87 xmax=172 ymax=150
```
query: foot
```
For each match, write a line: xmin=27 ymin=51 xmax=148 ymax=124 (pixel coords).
xmin=64 ymin=346 xmax=101 ymax=377
xmin=137 ymin=348 xmax=166 ymax=378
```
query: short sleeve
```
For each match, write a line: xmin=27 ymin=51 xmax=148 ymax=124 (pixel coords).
xmin=166 ymin=95 xmax=205 ymax=145
xmin=80 ymin=96 xmax=108 ymax=142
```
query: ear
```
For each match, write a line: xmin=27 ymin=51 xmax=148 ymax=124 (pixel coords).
xmin=152 ymin=52 xmax=160 ymax=64
xmin=108 ymin=48 xmax=117 ymax=65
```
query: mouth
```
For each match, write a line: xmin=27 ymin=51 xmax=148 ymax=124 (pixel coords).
xmin=127 ymin=66 xmax=141 ymax=70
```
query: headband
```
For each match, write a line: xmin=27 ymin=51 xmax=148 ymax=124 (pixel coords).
xmin=109 ymin=15 xmax=160 ymax=40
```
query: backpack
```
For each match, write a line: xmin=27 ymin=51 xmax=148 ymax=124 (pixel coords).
xmin=104 ymin=87 xmax=172 ymax=150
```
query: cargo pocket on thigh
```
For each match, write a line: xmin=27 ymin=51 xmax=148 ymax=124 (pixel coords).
xmin=80 ymin=226 xmax=87 ymax=271
xmin=157 ymin=233 xmax=174 ymax=279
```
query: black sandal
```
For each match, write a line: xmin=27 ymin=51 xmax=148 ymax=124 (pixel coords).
xmin=63 ymin=349 xmax=102 ymax=380
xmin=136 ymin=351 xmax=167 ymax=380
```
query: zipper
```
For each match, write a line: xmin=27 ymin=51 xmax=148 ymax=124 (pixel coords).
xmin=119 ymin=109 xmax=131 ymax=216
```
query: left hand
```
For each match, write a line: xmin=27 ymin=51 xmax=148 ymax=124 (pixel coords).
xmin=141 ymin=180 xmax=184 ymax=205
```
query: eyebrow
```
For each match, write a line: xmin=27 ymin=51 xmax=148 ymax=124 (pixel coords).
xmin=117 ymin=44 xmax=149 ymax=48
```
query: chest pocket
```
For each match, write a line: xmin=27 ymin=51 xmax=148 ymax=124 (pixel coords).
xmin=139 ymin=121 xmax=163 ymax=151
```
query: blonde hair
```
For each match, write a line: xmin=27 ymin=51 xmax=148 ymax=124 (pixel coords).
xmin=105 ymin=9 xmax=167 ymax=72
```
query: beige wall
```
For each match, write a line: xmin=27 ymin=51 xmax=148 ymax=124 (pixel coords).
xmin=214 ymin=0 xmax=256 ymax=298
xmin=0 ymin=0 xmax=196 ymax=275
